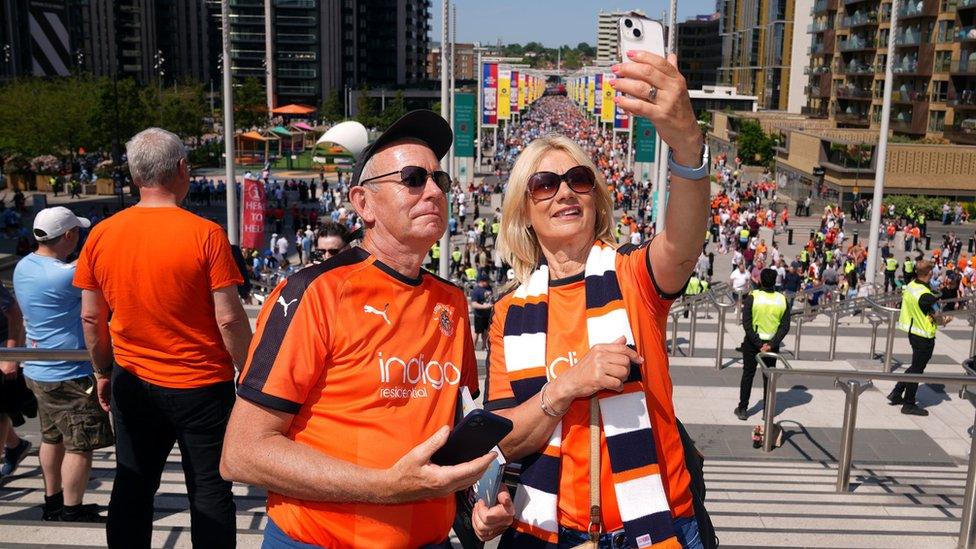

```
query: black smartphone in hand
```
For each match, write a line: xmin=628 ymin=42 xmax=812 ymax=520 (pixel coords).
xmin=431 ymin=409 xmax=513 ymax=466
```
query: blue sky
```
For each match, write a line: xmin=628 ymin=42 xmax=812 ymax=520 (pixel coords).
xmin=429 ymin=1 xmax=719 ymax=48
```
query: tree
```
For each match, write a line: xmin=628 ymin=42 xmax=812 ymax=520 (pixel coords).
xmin=356 ymin=85 xmax=378 ymax=128
xmin=378 ymin=90 xmax=407 ymax=129
xmin=234 ymin=77 xmax=267 ymax=129
xmin=89 ymin=78 xmax=152 ymax=152
xmin=0 ymin=77 xmax=98 ymax=155
xmin=735 ymin=121 xmax=774 ymax=166
xmin=161 ymin=83 xmax=207 ymax=141
xmin=320 ymin=89 xmax=344 ymax=123
xmin=576 ymin=42 xmax=596 ymax=58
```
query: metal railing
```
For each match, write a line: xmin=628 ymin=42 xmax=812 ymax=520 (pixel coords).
xmin=0 ymin=349 xmax=90 ymax=361
xmin=756 ymin=352 xmax=976 ymax=548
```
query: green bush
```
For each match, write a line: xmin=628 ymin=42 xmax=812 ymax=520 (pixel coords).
xmin=884 ymin=195 xmax=952 ymax=220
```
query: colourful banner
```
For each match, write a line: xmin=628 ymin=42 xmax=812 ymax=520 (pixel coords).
xmin=509 ymin=70 xmax=519 ymax=114
xmin=601 ymin=74 xmax=616 ymax=124
xmin=241 ymin=177 xmax=266 ymax=250
xmin=497 ymin=68 xmax=511 ymax=120
xmin=482 ymin=62 xmax=497 ymax=127
xmin=594 ymin=74 xmax=603 ymax=117
xmin=454 ymin=92 xmax=476 ymax=158
xmin=518 ymin=72 xmax=526 ymax=111
xmin=634 ymin=116 xmax=657 ymax=162
xmin=587 ymin=76 xmax=595 ymax=112
xmin=614 ymin=89 xmax=630 ymax=130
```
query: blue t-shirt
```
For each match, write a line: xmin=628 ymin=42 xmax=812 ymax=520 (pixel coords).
xmin=13 ymin=253 xmax=92 ymax=382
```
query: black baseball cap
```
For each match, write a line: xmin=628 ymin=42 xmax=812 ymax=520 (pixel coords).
xmin=351 ymin=110 xmax=453 ymax=186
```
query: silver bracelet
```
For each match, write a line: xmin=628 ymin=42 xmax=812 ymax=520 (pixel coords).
xmin=540 ymin=381 xmax=568 ymax=417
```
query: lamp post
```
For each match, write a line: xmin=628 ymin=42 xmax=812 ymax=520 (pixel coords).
xmin=153 ymin=49 xmax=165 ymax=124
xmin=439 ymin=0 xmax=451 ymax=278
xmin=221 ymin=0 xmax=239 ymax=246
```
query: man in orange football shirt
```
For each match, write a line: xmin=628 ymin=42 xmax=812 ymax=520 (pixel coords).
xmin=221 ymin=111 xmax=502 ymax=548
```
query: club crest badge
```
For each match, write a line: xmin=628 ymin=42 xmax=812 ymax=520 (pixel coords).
xmin=433 ymin=303 xmax=455 ymax=337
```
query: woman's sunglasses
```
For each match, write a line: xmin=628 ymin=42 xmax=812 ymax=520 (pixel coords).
xmin=359 ymin=166 xmax=451 ymax=194
xmin=526 ymin=165 xmax=596 ymax=201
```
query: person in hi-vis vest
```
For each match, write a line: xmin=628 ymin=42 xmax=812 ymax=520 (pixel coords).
xmin=887 ymin=260 xmax=944 ymax=416
xmin=883 ymin=256 xmax=899 ymax=292
xmin=735 ymin=269 xmax=791 ymax=421
xmin=903 ymin=256 xmax=916 ymax=285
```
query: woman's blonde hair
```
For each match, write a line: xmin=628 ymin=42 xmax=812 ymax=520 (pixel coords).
xmin=498 ymin=134 xmax=616 ymax=285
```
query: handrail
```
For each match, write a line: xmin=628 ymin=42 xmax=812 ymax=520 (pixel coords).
xmin=755 ymin=352 xmax=976 ymax=548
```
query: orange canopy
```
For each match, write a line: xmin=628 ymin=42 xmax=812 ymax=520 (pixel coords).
xmin=239 ymin=131 xmax=269 ymax=141
xmin=271 ymin=104 xmax=316 ymax=115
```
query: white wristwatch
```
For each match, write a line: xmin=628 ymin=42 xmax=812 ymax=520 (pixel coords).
xmin=668 ymin=143 xmax=710 ymax=180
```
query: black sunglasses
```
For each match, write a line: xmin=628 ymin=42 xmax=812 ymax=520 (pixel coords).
xmin=526 ymin=165 xmax=596 ymax=201
xmin=320 ymin=247 xmax=344 ymax=256
xmin=359 ymin=166 xmax=451 ymax=194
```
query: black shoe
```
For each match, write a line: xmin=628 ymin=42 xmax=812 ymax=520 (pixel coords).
xmin=886 ymin=391 xmax=905 ymax=406
xmin=60 ymin=504 xmax=106 ymax=523
xmin=901 ymin=404 xmax=929 ymax=416
xmin=734 ymin=406 xmax=748 ymax=421
xmin=0 ymin=439 xmax=32 ymax=476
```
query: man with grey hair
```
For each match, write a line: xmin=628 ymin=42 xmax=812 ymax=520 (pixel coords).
xmin=74 ymin=127 xmax=252 ymax=548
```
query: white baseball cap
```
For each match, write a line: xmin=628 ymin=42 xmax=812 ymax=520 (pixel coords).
xmin=33 ymin=206 xmax=91 ymax=242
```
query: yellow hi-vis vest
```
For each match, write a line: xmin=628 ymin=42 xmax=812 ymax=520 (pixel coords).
xmin=686 ymin=277 xmax=706 ymax=295
xmin=465 ymin=267 xmax=477 ymax=281
xmin=844 ymin=261 xmax=855 ymax=274
xmin=739 ymin=228 xmax=750 ymax=240
xmin=885 ymin=257 xmax=898 ymax=272
xmin=431 ymin=242 xmax=440 ymax=260
xmin=904 ymin=259 xmax=915 ymax=273
xmin=451 ymin=250 xmax=462 ymax=262
xmin=897 ymin=280 xmax=937 ymax=338
xmin=750 ymin=290 xmax=787 ymax=341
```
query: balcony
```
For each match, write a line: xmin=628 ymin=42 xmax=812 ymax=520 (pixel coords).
xmin=805 ymin=64 xmax=831 ymax=75
xmin=278 ymin=33 xmax=317 ymax=44
xmin=834 ymin=110 xmax=872 ymax=125
xmin=957 ymin=27 xmax=976 ymax=44
xmin=230 ymin=32 xmax=264 ymax=43
xmin=277 ymin=66 xmax=317 ymax=78
xmin=835 ymin=61 xmax=877 ymax=75
xmin=802 ymin=104 xmax=831 ymax=118
xmin=943 ymin=122 xmax=976 ymax=144
xmin=897 ymin=0 xmax=938 ymax=20
xmin=954 ymin=58 xmax=976 ymax=74
xmin=811 ymin=41 xmax=836 ymax=56
xmin=840 ymin=13 xmax=878 ymax=28
xmin=890 ymin=105 xmax=929 ymax=134
xmin=844 ymin=0 xmax=872 ymax=5
xmin=948 ymin=89 xmax=976 ymax=109
xmin=808 ymin=20 xmax=834 ymax=33
xmin=891 ymin=89 xmax=930 ymax=104
xmin=275 ymin=0 xmax=316 ymax=7
xmin=894 ymin=30 xmax=923 ymax=47
xmin=960 ymin=0 xmax=976 ymax=10
xmin=825 ymin=143 xmax=875 ymax=169
xmin=812 ymin=0 xmax=838 ymax=14
xmin=838 ymin=37 xmax=877 ymax=52
xmin=836 ymin=85 xmax=873 ymax=100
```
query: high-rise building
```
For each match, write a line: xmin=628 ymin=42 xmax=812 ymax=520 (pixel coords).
xmin=718 ymin=0 xmax=812 ymax=110
xmin=597 ymin=9 xmax=647 ymax=63
xmin=1 ymin=0 xmax=93 ymax=80
xmin=806 ymin=0 xmax=976 ymax=144
xmin=677 ymin=14 xmax=722 ymax=90
xmin=426 ymin=42 xmax=477 ymax=81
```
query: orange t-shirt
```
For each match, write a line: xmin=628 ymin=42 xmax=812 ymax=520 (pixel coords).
xmin=486 ymin=244 xmax=694 ymax=532
xmin=73 ymin=206 xmax=243 ymax=388
xmin=238 ymin=248 xmax=478 ymax=548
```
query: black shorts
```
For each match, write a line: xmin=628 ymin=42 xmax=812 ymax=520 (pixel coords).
xmin=474 ymin=315 xmax=490 ymax=334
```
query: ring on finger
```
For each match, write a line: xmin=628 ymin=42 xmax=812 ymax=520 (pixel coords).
xmin=647 ymin=84 xmax=658 ymax=102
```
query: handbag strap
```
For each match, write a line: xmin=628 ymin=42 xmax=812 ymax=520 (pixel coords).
xmin=587 ymin=396 xmax=602 ymax=540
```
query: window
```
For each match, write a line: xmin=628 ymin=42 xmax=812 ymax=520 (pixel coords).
xmin=872 ymin=105 xmax=882 ymax=123
xmin=936 ymin=51 xmax=952 ymax=72
xmin=928 ymin=110 xmax=946 ymax=131
xmin=937 ymin=21 xmax=955 ymax=43
xmin=932 ymin=80 xmax=949 ymax=102
xmin=940 ymin=0 xmax=956 ymax=11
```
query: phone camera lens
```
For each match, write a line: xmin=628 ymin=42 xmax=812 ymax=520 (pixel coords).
xmin=634 ymin=28 xmax=642 ymax=38
xmin=624 ymin=18 xmax=633 ymax=28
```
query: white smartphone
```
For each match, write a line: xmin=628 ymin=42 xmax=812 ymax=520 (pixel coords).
xmin=618 ymin=15 xmax=666 ymax=61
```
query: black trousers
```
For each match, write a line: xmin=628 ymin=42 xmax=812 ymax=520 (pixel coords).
xmin=739 ymin=341 xmax=778 ymax=410
xmin=891 ymin=334 xmax=936 ymax=405
xmin=884 ymin=271 xmax=897 ymax=292
xmin=107 ymin=366 xmax=236 ymax=549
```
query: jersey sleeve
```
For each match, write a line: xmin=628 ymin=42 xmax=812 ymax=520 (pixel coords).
xmin=484 ymin=299 xmax=517 ymax=411
xmin=458 ymin=301 xmax=481 ymax=400
xmin=237 ymin=277 xmax=331 ymax=414
xmin=616 ymin=241 xmax=686 ymax=317
xmin=205 ymin=228 xmax=245 ymax=291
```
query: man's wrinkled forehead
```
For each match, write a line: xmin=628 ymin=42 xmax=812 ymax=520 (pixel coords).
xmin=369 ymin=138 xmax=439 ymax=172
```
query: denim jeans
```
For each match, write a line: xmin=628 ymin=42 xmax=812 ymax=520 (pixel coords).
xmin=558 ymin=517 xmax=703 ymax=549
xmin=263 ymin=518 xmax=453 ymax=549
xmin=106 ymin=365 xmax=236 ymax=549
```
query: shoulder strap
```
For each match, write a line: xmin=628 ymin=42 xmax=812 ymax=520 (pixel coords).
xmin=588 ymin=396 xmax=601 ymax=540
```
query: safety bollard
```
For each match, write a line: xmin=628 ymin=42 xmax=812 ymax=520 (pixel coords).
xmin=788 ymin=228 xmax=794 ymax=245
xmin=926 ymin=234 xmax=932 ymax=250
xmin=969 ymin=237 xmax=975 ymax=254
xmin=793 ymin=317 xmax=804 ymax=359
xmin=835 ymin=378 xmax=872 ymax=492
xmin=853 ymin=231 xmax=858 ymax=245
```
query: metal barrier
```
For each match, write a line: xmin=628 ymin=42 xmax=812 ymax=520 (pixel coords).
xmin=756 ymin=352 xmax=976 ymax=548
xmin=0 ymin=349 xmax=90 ymax=361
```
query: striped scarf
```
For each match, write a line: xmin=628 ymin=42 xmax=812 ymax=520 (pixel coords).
xmin=499 ymin=241 xmax=680 ymax=549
